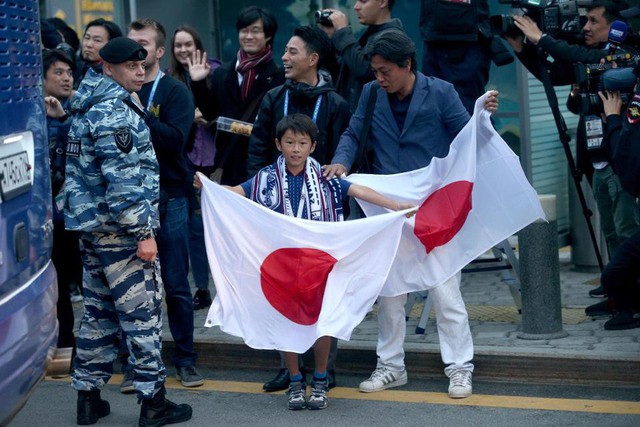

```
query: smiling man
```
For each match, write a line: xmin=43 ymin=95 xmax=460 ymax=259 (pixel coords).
xmin=188 ymin=6 xmax=284 ymax=186
xmin=42 ymin=48 xmax=80 ymax=360
xmin=246 ymin=26 xmax=351 ymax=176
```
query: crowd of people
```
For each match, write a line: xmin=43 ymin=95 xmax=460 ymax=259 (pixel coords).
xmin=39 ymin=0 xmax=640 ymax=425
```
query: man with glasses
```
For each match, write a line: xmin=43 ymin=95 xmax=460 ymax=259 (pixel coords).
xmin=188 ymin=6 xmax=284 ymax=186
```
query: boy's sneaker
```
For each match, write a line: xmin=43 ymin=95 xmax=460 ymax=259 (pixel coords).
xmin=448 ymin=370 xmax=473 ymax=399
xmin=359 ymin=367 xmax=407 ymax=393
xmin=176 ymin=365 xmax=205 ymax=387
xmin=307 ymin=378 xmax=329 ymax=410
xmin=287 ymin=381 xmax=307 ymax=410
xmin=193 ymin=289 xmax=212 ymax=310
xmin=120 ymin=369 xmax=135 ymax=394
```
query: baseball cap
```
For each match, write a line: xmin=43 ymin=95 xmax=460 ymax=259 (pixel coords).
xmin=99 ymin=37 xmax=147 ymax=64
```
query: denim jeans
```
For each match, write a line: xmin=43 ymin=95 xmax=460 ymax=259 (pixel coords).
xmin=592 ymin=165 xmax=640 ymax=258
xmin=188 ymin=185 xmax=212 ymax=291
xmin=157 ymin=196 xmax=197 ymax=367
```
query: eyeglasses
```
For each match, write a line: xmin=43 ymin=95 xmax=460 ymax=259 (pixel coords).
xmin=239 ymin=27 xmax=264 ymax=36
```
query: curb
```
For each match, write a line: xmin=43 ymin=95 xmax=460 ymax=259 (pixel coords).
xmin=163 ymin=339 xmax=640 ymax=386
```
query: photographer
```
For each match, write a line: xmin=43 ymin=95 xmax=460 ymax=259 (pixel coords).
xmin=505 ymin=1 xmax=631 ymax=84
xmin=504 ymin=1 xmax=639 ymax=299
xmin=592 ymin=62 xmax=640 ymax=330
xmin=317 ymin=0 xmax=403 ymax=112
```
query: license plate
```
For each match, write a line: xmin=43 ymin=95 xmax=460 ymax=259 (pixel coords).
xmin=0 ymin=151 xmax=31 ymax=201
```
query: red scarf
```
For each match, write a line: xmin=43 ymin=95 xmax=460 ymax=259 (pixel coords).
xmin=236 ymin=46 xmax=273 ymax=100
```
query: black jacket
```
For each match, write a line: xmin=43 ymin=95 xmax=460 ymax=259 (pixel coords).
xmin=246 ymin=70 xmax=352 ymax=176
xmin=516 ymin=36 xmax=609 ymax=86
xmin=138 ymin=74 xmax=195 ymax=198
xmin=605 ymin=95 xmax=640 ymax=197
xmin=331 ymin=18 xmax=404 ymax=112
xmin=420 ymin=0 xmax=491 ymax=42
xmin=517 ymin=37 xmax=611 ymax=181
xmin=192 ymin=59 xmax=284 ymax=185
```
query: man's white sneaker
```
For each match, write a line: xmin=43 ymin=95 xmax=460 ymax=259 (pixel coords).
xmin=359 ymin=367 xmax=407 ymax=393
xmin=448 ymin=370 xmax=472 ymax=399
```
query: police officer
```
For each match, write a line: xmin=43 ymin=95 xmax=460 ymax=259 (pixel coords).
xmin=64 ymin=37 xmax=192 ymax=426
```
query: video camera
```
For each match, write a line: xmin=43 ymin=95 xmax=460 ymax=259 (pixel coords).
xmin=575 ymin=20 xmax=640 ymax=115
xmin=315 ymin=10 xmax=333 ymax=27
xmin=491 ymin=0 xmax=594 ymax=40
xmin=575 ymin=59 xmax=639 ymax=115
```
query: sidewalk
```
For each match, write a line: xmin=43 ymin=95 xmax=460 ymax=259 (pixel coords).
xmin=73 ymin=249 xmax=640 ymax=385
xmin=187 ymin=248 xmax=640 ymax=385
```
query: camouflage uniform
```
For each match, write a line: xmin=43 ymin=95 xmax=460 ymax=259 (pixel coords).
xmin=64 ymin=68 xmax=164 ymax=399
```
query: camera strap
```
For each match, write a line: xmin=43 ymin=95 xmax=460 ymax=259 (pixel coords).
xmin=584 ymin=114 xmax=604 ymax=151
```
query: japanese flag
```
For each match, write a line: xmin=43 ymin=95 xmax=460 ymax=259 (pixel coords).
xmin=346 ymin=92 xmax=546 ymax=296
xmin=199 ymin=177 xmax=409 ymax=353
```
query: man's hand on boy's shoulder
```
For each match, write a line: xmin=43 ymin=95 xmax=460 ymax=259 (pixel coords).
xmin=322 ymin=163 xmax=347 ymax=179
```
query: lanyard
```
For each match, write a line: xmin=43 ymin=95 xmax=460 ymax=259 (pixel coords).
xmin=146 ymin=70 xmax=164 ymax=112
xmin=284 ymin=90 xmax=322 ymax=123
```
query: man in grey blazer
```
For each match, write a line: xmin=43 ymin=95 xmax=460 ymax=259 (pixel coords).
xmin=325 ymin=30 xmax=498 ymax=399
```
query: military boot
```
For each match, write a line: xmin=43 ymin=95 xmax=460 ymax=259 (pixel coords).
xmin=77 ymin=389 xmax=110 ymax=425
xmin=139 ymin=386 xmax=193 ymax=427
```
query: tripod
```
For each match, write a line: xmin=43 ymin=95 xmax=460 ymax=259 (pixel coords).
xmin=536 ymin=54 xmax=604 ymax=271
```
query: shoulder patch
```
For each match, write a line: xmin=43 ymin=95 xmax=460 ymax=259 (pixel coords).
xmin=628 ymin=94 xmax=640 ymax=125
xmin=114 ymin=128 xmax=133 ymax=153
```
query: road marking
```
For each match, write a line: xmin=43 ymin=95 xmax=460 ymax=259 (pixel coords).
xmin=49 ymin=375 xmax=640 ymax=415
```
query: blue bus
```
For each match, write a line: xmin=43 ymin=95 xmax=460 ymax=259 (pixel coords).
xmin=0 ymin=0 xmax=60 ymax=424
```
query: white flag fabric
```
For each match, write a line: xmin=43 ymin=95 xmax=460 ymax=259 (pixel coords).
xmin=200 ymin=177 xmax=409 ymax=353
xmin=346 ymin=92 xmax=546 ymax=297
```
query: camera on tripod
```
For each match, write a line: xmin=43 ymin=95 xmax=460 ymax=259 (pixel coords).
xmin=315 ymin=10 xmax=333 ymax=27
xmin=491 ymin=0 xmax=593 ymax=39
xmin=574 ymin=56 xmax=640 ymax=115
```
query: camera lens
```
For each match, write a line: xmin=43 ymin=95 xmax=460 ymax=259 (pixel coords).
xmin=490 ymin=14 xmax=523 ymax=38
xmin=314 ymin=10 xmax=333 ymax=27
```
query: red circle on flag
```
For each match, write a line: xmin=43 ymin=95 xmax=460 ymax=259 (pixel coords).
xmin=260 ymin=248 xmax=337 ymax=325
xmin=414 ymin=181 xmax=473 ymax=253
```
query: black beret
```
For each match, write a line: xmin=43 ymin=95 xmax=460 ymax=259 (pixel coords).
xmin=99 ymin=37 xmax=147 ymax=64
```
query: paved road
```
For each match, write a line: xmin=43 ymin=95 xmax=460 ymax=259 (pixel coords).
xmin=12 ymin=368 xmax=640 ymax=427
